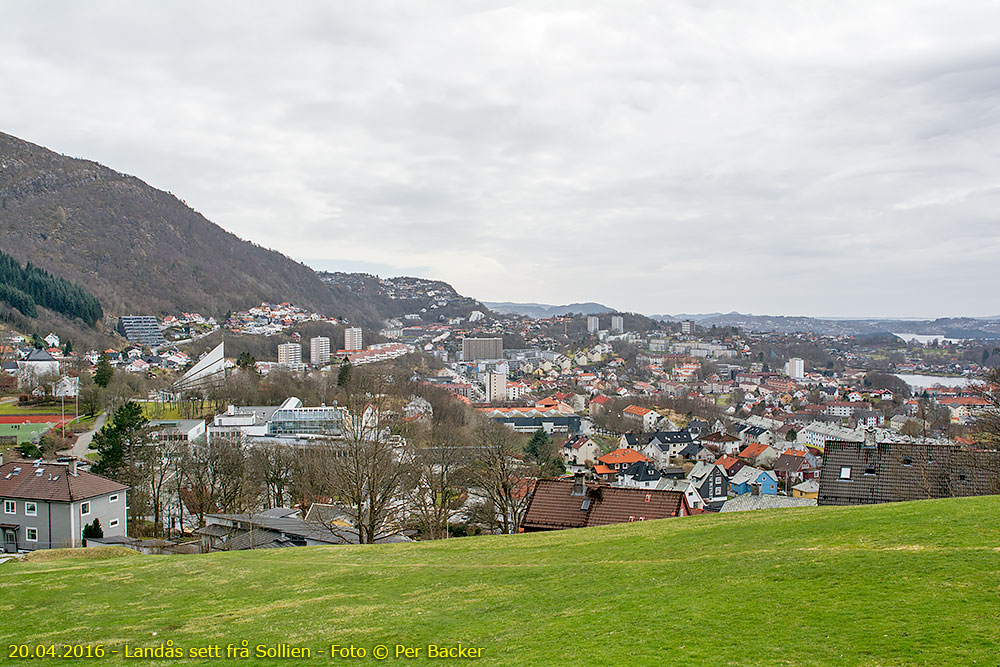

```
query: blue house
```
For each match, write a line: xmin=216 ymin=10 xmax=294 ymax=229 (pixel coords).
xmin=728 ymin=466 xmax=778 ymax=495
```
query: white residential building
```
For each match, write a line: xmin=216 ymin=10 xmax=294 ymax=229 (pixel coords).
xmin=344 ymin=327 xmax=363 ymax=351
xmin=277 ymin=342 xmax=302 ymax=367
xmin=784 ymin=357 xmax=806 ymax=380
xmin=610 ymin=315 xmax=624 ymax=333
xmin=485 ymin=371 xmax=507 ymax=403
xmin=310 ymin=337 xmax=331 ymax=366
xmin=587 ymin=316 xmax=600 ymax=333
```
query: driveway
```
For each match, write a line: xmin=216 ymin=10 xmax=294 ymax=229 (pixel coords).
xmin=62 ymin=411 xmax=107 ymax=459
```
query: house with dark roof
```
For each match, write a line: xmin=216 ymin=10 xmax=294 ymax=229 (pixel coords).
xmin=641 ymin=430 xmax=695 ymax=466
xmin=197 ymin=512 xmax=411 ymax=551
xmin=0 ymin=460 xmax=127 ymax=552
xmin=702 ymin=431 xmax=743 ymax=455
xmin=687 ymin=461 xmax=730 ymax=506
xmin=772 ymin=451 xmax=820 ymax=486
xmin=560 ymin=435 xmax=602 ymax=466
xmin=818 ymin=441 xmax=1000 ymax=506
xmin=522 ymin=476 xmax=689 ymax=532
xmin=616 ymin=460 xmax=662 ymax=489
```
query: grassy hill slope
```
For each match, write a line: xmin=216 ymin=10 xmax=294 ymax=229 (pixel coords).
xmin=3 ymin=497 xmax=1000 ymax=665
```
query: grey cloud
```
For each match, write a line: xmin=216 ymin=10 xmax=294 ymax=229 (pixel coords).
xmin=2 ymin=1 xmax=999 ymax=317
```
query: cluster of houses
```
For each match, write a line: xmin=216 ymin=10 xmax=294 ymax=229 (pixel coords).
xmin=224 ymin=302 xmax=340 ymax=336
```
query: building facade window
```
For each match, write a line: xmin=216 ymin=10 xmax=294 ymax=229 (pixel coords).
xmin=25 ymin=527 xmax=37 ymax=542
xmin=109 ymin=494 xmax=119 ymax=503
xmin=109 ymin=519 xmax=119 ymax=528
xmin=25 ymin=502 xmax=36 ymax=517
xmin=3 ymin=500 xmax=14 ymax=514
xmin=81 ymin=502 xmax=91 ymax=516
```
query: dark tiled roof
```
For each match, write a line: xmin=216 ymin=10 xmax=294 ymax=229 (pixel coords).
xmin=0 ymin=462 xmax=127 ymax=502
xmin=522 ymin=479 xmax=686 ymax=531
xmin=818 ymin=441 xmax=1000 ymax=506
xmin=772 ymin=452 xmax=811 ymax=475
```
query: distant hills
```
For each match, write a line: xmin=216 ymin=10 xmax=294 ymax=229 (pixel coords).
xmin=649 ymin=312 xmax=1000 ymax=338
xmin=484 ymin=301 xmax=615 ymax=318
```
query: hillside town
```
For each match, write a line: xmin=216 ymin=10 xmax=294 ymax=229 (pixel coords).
xmin=2 ymin=304 xmax=998 ymax=556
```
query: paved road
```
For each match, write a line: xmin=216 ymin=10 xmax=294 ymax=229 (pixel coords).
xmin=62 ymin=412 xmax=107 ymax=459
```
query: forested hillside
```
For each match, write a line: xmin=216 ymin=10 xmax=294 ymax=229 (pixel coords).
xmin=0 ymin=250 xmax=102 ymax=325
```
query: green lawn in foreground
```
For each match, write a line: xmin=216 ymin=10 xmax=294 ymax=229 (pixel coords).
xmin=1 ymin=497 xmax=999 ymax=666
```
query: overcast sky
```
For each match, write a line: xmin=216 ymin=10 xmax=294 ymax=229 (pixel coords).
xmin=3 ymin=1 xmax=1000 ymax=318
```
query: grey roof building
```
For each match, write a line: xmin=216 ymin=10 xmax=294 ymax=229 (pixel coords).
xmin=818 ymin=441 xmax=1000 ymax=506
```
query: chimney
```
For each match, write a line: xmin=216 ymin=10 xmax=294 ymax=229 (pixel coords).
xmin=69 ymin=460 xmax=78 ymax=476
xmin=865 ymin=426 xmax=877 ymax=446
xmin=571 ymin=472 xmax=586 ymax=496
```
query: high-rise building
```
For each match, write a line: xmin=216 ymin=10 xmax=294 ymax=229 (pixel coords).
xmin=587 ymin=316 xmax=600 ymax=333
xmin=611 ymin=315 xmax=624 ymax=333
xmin=277 ymin=342 xmax=302 ymax=367
xmin=310 ymin=336 xmax=330 ymax=366
xmin=681 ymin=320 xmax=695 ymax=335
xmin=344 ymin=327 xmax=363 ymax=351
xmin=463 ymin=337 xmax=503 ymax=361
xmin=485 ymin=371 xmax=507 ymax=403
xmin=785 ymin=357 xmax=806 ymax=380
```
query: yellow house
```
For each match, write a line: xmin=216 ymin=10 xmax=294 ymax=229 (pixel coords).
xmin=791 ymin=479 xmax=819 ymax=499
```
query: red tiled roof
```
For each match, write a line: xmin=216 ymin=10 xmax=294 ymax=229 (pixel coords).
xmin=598 ymin=449 xmax=648 ymax=465
xmin=738 ymin=442 xmax=771 ymax=460
xmin=522 ymin=479 xmax=687 ymax=531
xmin=0 ymin=462 xmax=127 ymax=502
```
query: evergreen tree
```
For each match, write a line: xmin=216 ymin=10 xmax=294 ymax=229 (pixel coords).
xmin=94 ymin=353 xmax=114 ymax=388
xmin=90 ymin=401 xmax=148 ymax=480
xmin=82 ymin=518 xmax=104 ymax=540
xmin=337 ymin=360 xmax=353 ymax=387
xmin=526 ymin=428 xmax=550 ymax=458
xmin=30 ymin=332 xmax=45 ymax=349
xmin=236 ymin=351 xmax=257 ymax=370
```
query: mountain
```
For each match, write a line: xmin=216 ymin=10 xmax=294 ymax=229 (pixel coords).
xmin=320 ymin=272 xmax=489 ymax=323
xmin=0 ymin=131 xmax=395 ymax=333
xmin=484 ymin=301 xmax=615 ymax=318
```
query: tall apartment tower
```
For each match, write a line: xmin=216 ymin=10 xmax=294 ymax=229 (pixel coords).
xmin=785 ymin=357 xmax=806 ymax=380
xmin=344 ymin=327 xmax=363 ymax=351
xmin=611 ymin=315 xmax=624 ymax=333
xmin=277 ymin=342 xmax=302 ymax=367
xmin=310 ymin=336 xmax=331 ymax=366
xmin=462 ymin=337 xmax=503 ymax=361
xmin=486 ymin=371 xmax=507 ymax=403
xmin=681 ymin=320 xmax=695 ymax=335
xmin=587 ymin=316 xmax=600 ymax=333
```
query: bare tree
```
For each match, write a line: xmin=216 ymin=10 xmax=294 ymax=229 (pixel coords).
xmin=180 ymin=435 xmax=249 ymax=526
xmin=324 ymin=368 xmax=412 ymax=544
xmin=472 ymin=420 xmax=534 ymax=535
xmin=406 ymin=421 xmax=471 ymax=540
xmin=971 ymin=367 xmax=1000 ymax=446
xmin=250 ymin=443 xmax=295 ymax=509
xmin=138 ymin=431 xmax=186 ymax=536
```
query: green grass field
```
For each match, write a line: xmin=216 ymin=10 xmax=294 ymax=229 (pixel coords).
xmin=0 ymin=422 xmax=56 ymax=444
xmin=2 ymin=497 xmax=999 ymax=666
xmin=0 ymin=403 xmax=68 ymax=416
xmin=138 ymin=402 xmax=185 ymax=420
